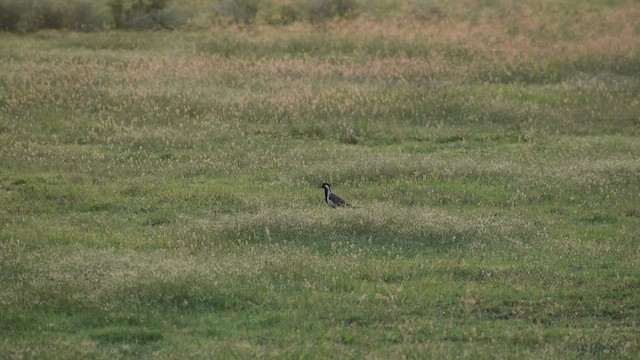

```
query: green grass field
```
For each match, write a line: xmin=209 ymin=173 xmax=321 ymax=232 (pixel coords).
xmin=1 ymin=0 xmax=639 ymax=358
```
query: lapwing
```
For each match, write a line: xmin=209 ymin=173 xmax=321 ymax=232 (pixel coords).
xmin=318 ymin=183 xmax=353 ymax=208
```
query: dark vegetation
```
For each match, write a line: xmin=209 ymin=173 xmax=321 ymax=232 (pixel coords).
xmin=0 ymin=0 xmax=359 ymax=31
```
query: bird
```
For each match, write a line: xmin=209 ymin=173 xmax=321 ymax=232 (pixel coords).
xmin=318 ymin=183 xmax=353 ymax=208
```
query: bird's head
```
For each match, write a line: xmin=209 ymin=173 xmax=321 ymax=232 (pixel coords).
xmin=318 ymin=183 xmax=331 ymax=191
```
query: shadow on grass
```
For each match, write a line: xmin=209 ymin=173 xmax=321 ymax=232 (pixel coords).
xmin=193 ymin=206 xmax=531 ymax=256
xmin=90 ymin=326 xmax=163 ymax=344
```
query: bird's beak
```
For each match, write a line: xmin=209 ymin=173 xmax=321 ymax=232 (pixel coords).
xmin=317 ymin=185 xmax=323 ymax=188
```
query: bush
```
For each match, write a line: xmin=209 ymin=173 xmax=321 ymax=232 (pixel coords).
xmin=262 ymin=3 xmax=299 ymax=25
xmin=0 ymin=0 xmax=360 ymax=31
xmin=305 ymin=0 xmax=358 ymax=23
xmin=63 ymin=0 xmax=110 ymax=31
xmin=21 ymin=1 xmax=65 ymax=31
xmin=0 ymin=0 xmax=108 ymax=32
xmin=108 ymin=0 xmax=185 ymax=30
xmin=212 ymin=0 xmax=259 ymax=24
xmin=0 ymin=0 xmax=23 ymax=31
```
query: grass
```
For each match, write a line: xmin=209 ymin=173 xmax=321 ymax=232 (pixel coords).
xmin=1 ymin=0 xmax=640 ymax=358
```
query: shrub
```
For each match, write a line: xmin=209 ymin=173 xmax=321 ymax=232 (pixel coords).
xmin=212 ymin=0 xmax=259 ymax=24
xmin=22 ymin=0 xmax=65 ymax=31
xmin=0 ymin=0 xmax=23 ymax=31
xmin=262 ymin=3 xmax=299 ymax=25
xmin=62 ymin=0 xmax=110 ymax=31
xmin=0 ymin=0 xmax=108 ymax=32
xmin=410 ymin=1 xmax=446 ymax=22
xmin=305 ymin=0 xmax=358 ymax=23
xmin=108 ymin=0 xmax=184 ymax=30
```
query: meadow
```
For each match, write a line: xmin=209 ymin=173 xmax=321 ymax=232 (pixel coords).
xmin=1 ymin=0 xmax=639 ymax=358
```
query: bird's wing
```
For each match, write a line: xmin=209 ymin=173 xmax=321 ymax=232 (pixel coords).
xmin=329 ymin=193 xmax=352 ymax=207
